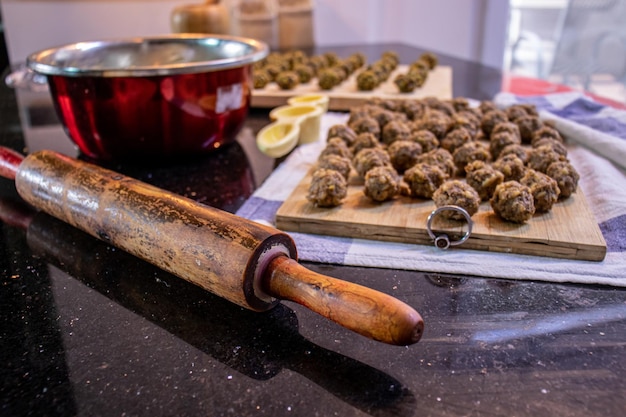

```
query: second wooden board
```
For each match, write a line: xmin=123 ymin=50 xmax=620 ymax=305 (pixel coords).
xmin=276 ymin=170 xmax=607 ymax=262
xmin=251 ymin=65 xmax=453 ymax=111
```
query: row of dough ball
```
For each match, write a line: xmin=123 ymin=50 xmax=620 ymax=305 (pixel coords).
xmin=306 ymin=96 xmax=580 ymax=223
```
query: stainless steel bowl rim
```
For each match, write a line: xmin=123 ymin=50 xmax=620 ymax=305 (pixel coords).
xmin=26 ymin=34 xmax=269 ymax=77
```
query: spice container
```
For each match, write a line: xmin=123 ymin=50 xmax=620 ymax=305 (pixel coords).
xmin=232 ymin=0 xmax=279 ymax=50
xmin=171 ymin=0 xmax=232 ymax=35
xmin=278 ymin=0 xmax=314 ymax=50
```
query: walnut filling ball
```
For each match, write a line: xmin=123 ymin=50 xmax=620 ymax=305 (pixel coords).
xmin=353 ymin=147 xmax=391 ymax=178
xmin=465 ymin=161 xmax=505 ymax=201
xmin=350 ymin=132 xmax=380 ymax=156
xmin=349 ymin=116 xmax=381 ymax=139
xmin=403 ymin=162 xmax=448 ymax=199
xmin=410 ymin=129 xmax=440 ymax=152
xmin=364 ymin=166 xmax=401 ymax=202
xmin=307 ymin=169 xmax=348 ymax=207
xmin=493 ymin=154 xmax=526 ymax=182
xmin=520 ymin=169 xmax=560 ymax=212
xmin=327 ymin=124 xmax=358 ymax=147
xmin=527 ymin=145 xmax=565 ymax=173
xmin=490 ymin=181 xmax=536 ymax=223
xmin=381 ymin=120 xmax=412 ymax=145
xmin=515 ymin=115 xmax=543 ymax=144
xmin=491 ymin=122 xmax=522 ymax=142
xmin=481 ymin=109 xmax=508 ymax=137
xmin=441 ymin=127 xmax=472 ymax=153
xmin=546 ymin=160 xmax=580 ymax=198
xmin=387 ymin=140 xmax=423 ymax=173
xmin=490 ymin=130 xmax=521 ymax=160
xmin=416 ymin=148 xmax=456 ymax=177
xmin=318 ymin=154 xmax=353 ymax=180
xmin=320 ymin=137 xmax=353 ymax=160
xmin=453 ymin=141 xmax=491 ymax=174
xmin=432 ymin=180 xmax=481 ymax=220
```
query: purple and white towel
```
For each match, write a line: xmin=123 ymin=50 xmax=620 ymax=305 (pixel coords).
xmin=237 ymin=92 xmax=626 ymax=287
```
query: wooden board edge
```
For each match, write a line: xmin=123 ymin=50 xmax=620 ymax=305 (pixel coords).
xmin=275 ymin=213 xmax=607 ymax=262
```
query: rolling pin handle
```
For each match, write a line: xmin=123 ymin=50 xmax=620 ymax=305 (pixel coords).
xmin=263 ymin=256 xmax=424 ymax=346
xmin=0 ymin=147 xmax=25 ymax=181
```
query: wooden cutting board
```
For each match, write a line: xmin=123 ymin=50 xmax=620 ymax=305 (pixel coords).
xmin=251 ymin=65 xmax=453 ymax=111
xmin=275 ymin=170 xmax=607 ymax=262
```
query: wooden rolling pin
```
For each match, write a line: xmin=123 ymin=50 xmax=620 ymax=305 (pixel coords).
xmin=0 ymin=147 xmax=423 ymax=345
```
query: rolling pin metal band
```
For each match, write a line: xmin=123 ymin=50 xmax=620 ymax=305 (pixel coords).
xmin=15 ymin=150 xmax=298 ymax=312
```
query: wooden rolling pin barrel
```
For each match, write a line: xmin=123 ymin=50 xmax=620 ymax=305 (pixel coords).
xmin=0 ymin=147 xmax=423 ymax=346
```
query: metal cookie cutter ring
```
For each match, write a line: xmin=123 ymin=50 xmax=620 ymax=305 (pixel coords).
xmin=426 ymin=205 xmax=473 ymax=250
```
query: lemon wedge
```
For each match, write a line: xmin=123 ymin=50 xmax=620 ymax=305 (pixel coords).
xmin=256 ymin=121 xmax=301 ymax=158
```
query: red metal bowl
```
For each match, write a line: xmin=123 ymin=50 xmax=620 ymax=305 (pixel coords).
xmin=26 ymin=35 xmax=268 ymax=162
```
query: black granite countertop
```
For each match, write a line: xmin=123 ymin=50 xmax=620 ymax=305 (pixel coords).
xmin=1 ymin=44 xmax=624 ymax=417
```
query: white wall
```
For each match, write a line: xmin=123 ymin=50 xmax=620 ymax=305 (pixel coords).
xmin=1 ymin=0 xmax=190 ymax=64
xmin=313 ymin=0 xmax=510 ymax=69
xmin=2 ymin=0 xmax=509 ymax=69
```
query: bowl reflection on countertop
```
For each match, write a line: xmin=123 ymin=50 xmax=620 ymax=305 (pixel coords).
xmin=26 ymin=34 xmax=268 ymax=162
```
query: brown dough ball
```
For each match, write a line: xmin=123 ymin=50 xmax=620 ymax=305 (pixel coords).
xmin=479 ymin=100 xmax=498 ymax=114
xmin=381 ymin=120 xmax=412 ymax=145
xmin=353 ymin=147 xmax=391 ymax=178
xmin=403 ymin=163 xmax=448 ymax=199
xmin=499 ymin=144 xmax=529 ymax=164
xmin=350 ymin=132 xmax=380 ymax=156
xmin=294 ymin=64 xmax=314 ymax=83
xmin=320 ymin=137 xmax=353 ymax=160
xmin=388 ymin=140 xmax=423 ymax=173
xmin=531 ymin=125 xmax=564 ymax=146
xmin=505 ymin=105 xmax=529 ymax=122
xmin=432 ymin=180 xmax=481 ymax=219
xmin=516 ymin=115 xmax=543 ymax=144
xmin=465 ymin=160 xmax=505 ymax=201
xmin=419 ymin=52 xmax=438 ymax=69
xmin=546 ymin=160 xmax=580 ymax=198
xmin=492 ymin=122 xmax=522 ymax=142
xmin=481 ymin=109 xmax=508 ymax=137
xmin=318 ymin=68 xmax=341 ymax=90
xmin=364 ymin=166 xmax=401 ymax=202
xmin=452 ymin=111 xmax=481 ymax=138
xmin=318 ymin=154 xmax=353 ymax=180
xmin=410 ymin=129 xmax=440 ymax=152
xmin=490 ymin=181 xmax=536 ymax=223
xmin=451 ymin=97 xmax=471 ymax=112
xmin=422 ymin=97 xmax=455 ymax=116
xmin=414 ymin=110 xmax=452 ymax=139
xmin=327 ymin=124 xmax=358 ymax=147
xmin=527 ymin=145 xmax=565 ymax=173
xmin=493 ymin=154 xmax=526 ymax=182
xmin=505 ymin=103 xmax=538 ymax=121
xmin=520 ymin=169 xmax=560 ymax=212
xmin=400 ymin=100 xmax=427 ymax=121
xmin=369 ymin=107 xmax=397 ymax=130
xmin=253 ymin=70 xmax=271 ymax=89
xmin=416 ymin=148 xmax=456 ymax=177
xmin=276 ymin=71 xmax=300 ymax=90
xmin=356 ymin=70 xmax=379 ymax=91
xmin=349 ymin=116 xmax=381 ymax=139
xmin=532 ymin=137 xmax=568 ymax=157
xmin=453 ymin=141 xmax=491 ymax=173
xmin=394 ymin=73 xmax=418 ymax=93
xmin=490 ymin=131 xmax=521 ymax=160
xmin=307 ymin=168 xmax=348 ymax=207
xmin=441 ymin=127 xmax=472 ymax=153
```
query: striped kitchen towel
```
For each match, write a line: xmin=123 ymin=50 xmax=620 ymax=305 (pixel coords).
xmin=237 ymin=93 xmax=626 ymax=286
